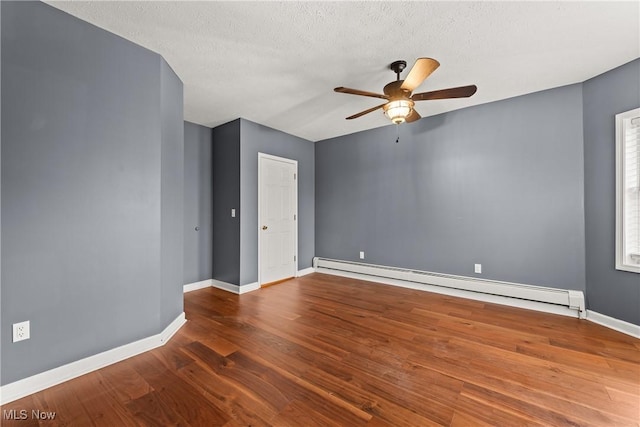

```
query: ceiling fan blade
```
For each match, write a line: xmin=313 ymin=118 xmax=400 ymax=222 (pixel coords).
xmin=405 ymin=109 xmax=421 ymax=123
xmin=400 ymin=58 xmax=440 ymax=92
xmin=334 ymin=87 xmax=388 ymax=100
xmin=412 ymin=85 xmax=478 ymax=101
xmin=346 ymin=103 xmax=388 ymax=120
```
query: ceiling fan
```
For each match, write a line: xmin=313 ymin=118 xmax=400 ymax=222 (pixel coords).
xmin=334 ymin=58 xmax=477 ymax=124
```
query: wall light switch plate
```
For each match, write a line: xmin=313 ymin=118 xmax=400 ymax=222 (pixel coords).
xmin=13 ymin=320 xmax=30 ymax=343
xmin=231 ymin=208 xmax=236 ymax=218
xmin=474 ymin=264 xmax=482 ymax=274
xmin=359 ymin=251 xmax=365 ymax=259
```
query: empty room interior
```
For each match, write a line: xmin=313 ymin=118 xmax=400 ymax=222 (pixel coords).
xmin=1 ymin=1 xmax=639 ymax=426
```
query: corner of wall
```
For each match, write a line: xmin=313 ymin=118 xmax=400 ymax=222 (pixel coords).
xmin=581 ymin=58 xmax=640 ymax=326
xmin=160 ymin=58 xmax=185 ymax=327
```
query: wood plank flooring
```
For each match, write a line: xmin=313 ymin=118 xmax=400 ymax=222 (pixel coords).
xmin=2 ymin=273 xmax=639 ymax=426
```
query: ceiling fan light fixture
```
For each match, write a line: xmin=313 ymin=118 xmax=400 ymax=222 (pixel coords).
xmin=335 ymin=58 xmax=476 ymax=124
xmin=384 ymin=99 xmax=414 ymax=124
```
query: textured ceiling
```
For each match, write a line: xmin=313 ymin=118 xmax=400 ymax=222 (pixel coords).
xmin=46 ymin=1 xmax=639 ymax=142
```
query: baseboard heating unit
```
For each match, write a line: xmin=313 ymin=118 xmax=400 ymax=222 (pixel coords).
xmin=312 ymin=257 xmax=586 ymax=319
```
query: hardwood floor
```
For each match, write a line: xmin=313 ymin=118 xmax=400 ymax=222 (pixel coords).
xmin=2 ymin=273 xmax=639 ymax=426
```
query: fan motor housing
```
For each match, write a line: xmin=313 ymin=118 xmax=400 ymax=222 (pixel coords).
xmin=383 ymin=81 xmax=411 ymax=99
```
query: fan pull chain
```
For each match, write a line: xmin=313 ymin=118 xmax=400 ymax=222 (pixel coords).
xmin=395 ymin=123 xmax=400 ymax=143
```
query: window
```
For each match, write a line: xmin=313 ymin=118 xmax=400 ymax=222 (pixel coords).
xmin=616 ymin=107 xmax=640 ymax=273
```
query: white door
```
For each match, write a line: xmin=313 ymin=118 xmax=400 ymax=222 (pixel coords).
xmin=259 ymin=153 xmax=297 ymax=286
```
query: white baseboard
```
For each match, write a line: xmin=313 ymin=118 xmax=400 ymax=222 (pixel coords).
xmin=211 ymin=279 xmax=240 ymax=294
xmin=239 ymin=282 xmax=260 ymax=294
xmin=587 ymin=310 xmax=640 ymax=339
xmin=160 ymin=313 xmax=187 ymax=344
xmin=209 ymin=271 xmax=313 ymax=295
xmin=209 ymin=280 xmax=260 ymax=295
xmin=0 ymin=312 xmax=186 ymax=405
xmin=183 ymin=279 xmax=213 ymax=293
xmin=297 ymin=267 xmax=315 ymax=277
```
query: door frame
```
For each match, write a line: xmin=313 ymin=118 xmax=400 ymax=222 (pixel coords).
xmin=257 ymin=152 xmax=298 ymax=286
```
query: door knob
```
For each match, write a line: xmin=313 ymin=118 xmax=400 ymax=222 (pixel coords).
xmin=262 ymin=225 xmax=268 ymax=230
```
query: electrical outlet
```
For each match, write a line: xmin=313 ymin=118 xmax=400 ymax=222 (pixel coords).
xmin=13 ymin=321 xmax=30 ymax=343
xmin=359 ymin=251 xmax=365 ymax=259
xmin=474 ymin=264 xmax=482 ymax=274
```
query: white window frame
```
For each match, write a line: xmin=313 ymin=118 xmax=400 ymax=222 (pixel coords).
xmin=615 ymin=107 xmax=640 ymax=273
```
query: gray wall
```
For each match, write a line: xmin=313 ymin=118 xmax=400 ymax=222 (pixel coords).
xmin=212 ymin=120 xmax=241 ymax=285
xmin=316 ymin=84 xmax=586 ymax=291
xmin=583 ymin=59 xmax=640 ymax=325
xmin=1 ymin=2 xmax=3 ymax=367
xmin=184 ymin=121 xmax=212 ymax=284
xmin=1 ymin=2 xmax=183 ymax=385
xmin=160 ymin=61 xmax=184 ymax=326
xmin=239 ymin=119 xmax=315 ymax=286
